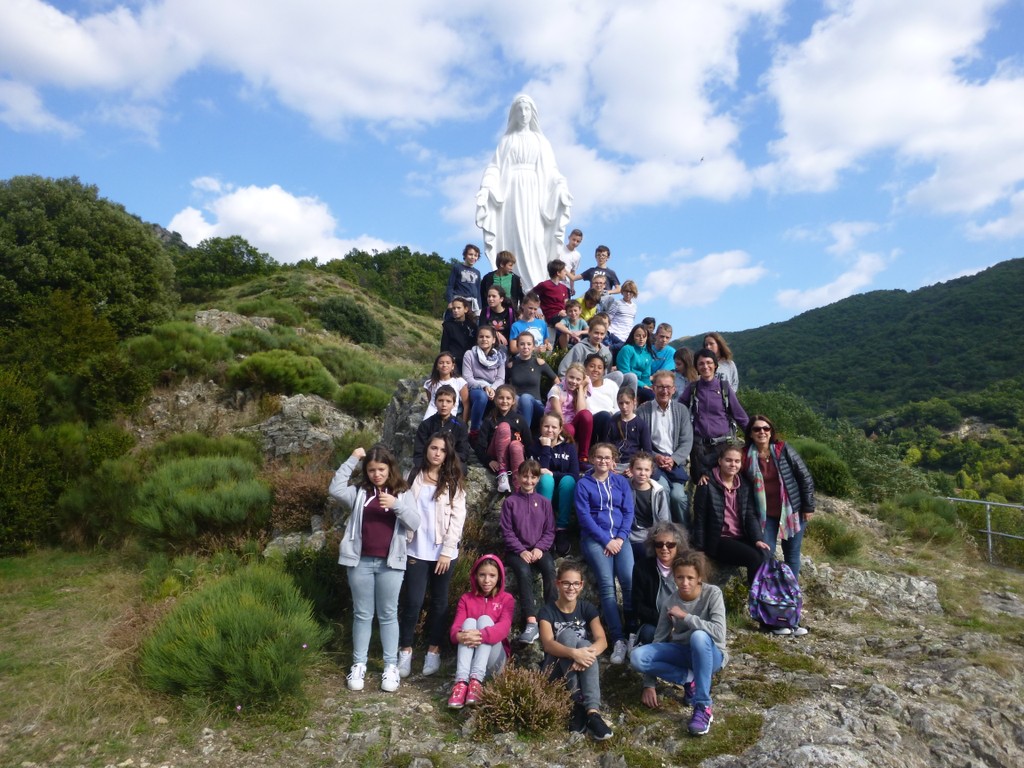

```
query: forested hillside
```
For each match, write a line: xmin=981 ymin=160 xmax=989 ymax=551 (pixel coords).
xmin=717 ymin=259 xmax=1024 ymax=418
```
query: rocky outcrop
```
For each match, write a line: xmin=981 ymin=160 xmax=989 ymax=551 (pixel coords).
xmin=237 ymin=393 xmax=375 ymax=458
xmin=194 ymin=308 xmax=276 ymax=334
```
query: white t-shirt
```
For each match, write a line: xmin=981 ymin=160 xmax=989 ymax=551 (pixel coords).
xmin=423 ymin=377 xmax=466 ymax=420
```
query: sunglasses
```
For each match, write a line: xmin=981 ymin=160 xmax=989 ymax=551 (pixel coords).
xmin=654 ymin=541 xmax=677 ymax=550
xmin=751 ymin=425 xmax=772 ymax=433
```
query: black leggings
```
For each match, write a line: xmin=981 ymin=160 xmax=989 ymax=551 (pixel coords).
xmin=398 ymin=556 xmax=457 ymax=649
xmin=712 ymin=537 xmax=766 ymax=585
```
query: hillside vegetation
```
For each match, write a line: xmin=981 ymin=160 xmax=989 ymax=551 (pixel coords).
xmin=716 ymin=258 xmax=1024 ymax=418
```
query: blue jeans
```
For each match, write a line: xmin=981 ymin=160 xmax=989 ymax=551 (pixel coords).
xmin=516 ymin=393 xmax=542 ymax=432
xmin=469 ymin=388 xmax=491 ymax=430
xmin=537 ymin=473 xmax=577 ymax=528
xmin=348 ymin=556 xmax=406 ymax=666
xmin=580 ymin=534 xmax=634 ymax=644
xmin=763 ymin=516 xmax=805 ymax=579
xmin=455 ymin=616 xmax=507 ymax=683
xmin=545 ymin=627 xmax=601 ymax=712
xmin=630 ymin=630 xmax=723 ymax=707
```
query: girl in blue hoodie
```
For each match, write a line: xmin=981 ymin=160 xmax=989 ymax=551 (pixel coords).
xmin=574 ymin=442 xmax=635 ymax=665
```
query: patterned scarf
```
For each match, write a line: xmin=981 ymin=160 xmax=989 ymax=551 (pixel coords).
xmin=746 ymin=443 xmax=800 ymax=539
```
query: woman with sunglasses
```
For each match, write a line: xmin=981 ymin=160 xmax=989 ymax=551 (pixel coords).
xmin=743 ymin=416 xmax=816 ymax=630
xmin=631 ymin=522 xmax=689 ymax=657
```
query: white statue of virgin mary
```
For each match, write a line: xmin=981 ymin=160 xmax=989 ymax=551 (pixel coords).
xmin=475 ymin=95 xmax=573 ymax=292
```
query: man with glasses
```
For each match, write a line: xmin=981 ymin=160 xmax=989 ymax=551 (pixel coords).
xmin=637 ymin=370 xmax=693 ymax=528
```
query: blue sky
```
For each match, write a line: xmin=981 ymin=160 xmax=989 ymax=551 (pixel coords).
xmin=2 ymin=0 xmax=1022 ymax=334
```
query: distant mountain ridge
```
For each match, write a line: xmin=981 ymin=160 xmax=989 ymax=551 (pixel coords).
xmin=698 ymin=259 xmax=1024 ymax=419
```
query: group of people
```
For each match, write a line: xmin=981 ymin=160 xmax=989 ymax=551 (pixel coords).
xmin=327 ymin=233 xmax=817 ymax=739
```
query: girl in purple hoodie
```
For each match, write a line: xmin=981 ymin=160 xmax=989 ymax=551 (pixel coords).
xmin=447 ymin=555 xmax=515 ymax=709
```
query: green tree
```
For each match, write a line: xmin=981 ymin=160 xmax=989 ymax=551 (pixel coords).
xmin=322 ymin=246 xmax=450 ymax=316
xmin=0 ymin=175 xmax=176 ymax=336
xmin=174 ymin=235 xmax=278 ymax=300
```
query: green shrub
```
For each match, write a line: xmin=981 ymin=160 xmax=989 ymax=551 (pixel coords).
xmin=878 ymin=492 xmax=960 ymax=544
xmin=235 ymin=297 xmax=305 ymax=326
xmin=226 ymin=326 xmax=280 ymax=355
xmin=145 ymin=432 xmax=262 ymax=467
xmin=332 ymin=430 xmax=380 ymax=463
xmin=57 ymin=455 xmax=140 ymax=547
xmin=126 ymin=321 xmax=232 ymax=381
xmin=335 ymin=382 xmax=391 ymax=417
xmin=0 ymin=366 xmax=48 ymax=554
xmin=805 ymin=516 xmax=863 ymax=559
xmin=282 ymin=546 xmax=348 ymax=624
xmin=790 ymin=438 xmax=853 ymax=497
xmin=317 ymin=297 xmax=385 ymax=346
xmin=139 ymin=563 xmax=329 ymax=708
xmin=132 ymin=456 xmax=272 ymax=545
xmin=474 ymin=664 xmax=572 ymax=735
xmin=227 ymin=349 xmax=339 ymax=399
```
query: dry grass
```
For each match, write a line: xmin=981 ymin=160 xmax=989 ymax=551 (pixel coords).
xmin=0 ymin=552 xmax=178 ymax=765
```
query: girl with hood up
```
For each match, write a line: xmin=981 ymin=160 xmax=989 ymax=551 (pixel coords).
xmin=447 ymin=555 xmax=516 ymax=709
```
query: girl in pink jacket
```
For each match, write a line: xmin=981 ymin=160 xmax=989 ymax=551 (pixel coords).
xmin=447 ymin=555 xmax=515 ymax=709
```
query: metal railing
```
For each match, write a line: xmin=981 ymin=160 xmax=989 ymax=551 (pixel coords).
xmin=945 ymin=497 xmax=1024 ymax=565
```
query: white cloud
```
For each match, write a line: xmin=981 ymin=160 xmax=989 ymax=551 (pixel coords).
xmin=0 ymin=79 xmax=77 ymax=136
xmin=643 ymin=249 xmax=767 ymax=307
xmin=167 ymin=181 xmax=394 ymax=263
xmin=760 ymin=0 xmax=1024 ymax=217
xmin=776 ymin=253 xmax=888 ymax=311
xmin=966 ymin=189 xmax=1024 ymax=239
xmin=826 ymin=221 xmax=879 ymax=256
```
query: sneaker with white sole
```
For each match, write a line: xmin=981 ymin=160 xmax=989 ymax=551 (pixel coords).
xmin=771 ymin=626 xmax=793 ymax=636
xmin=625 ymin=632 xmax=639 ymax=658
xmin=496 ymin=472 xmax=511 ymax=493
xmin=518 ymin=623 xmax=540 ymax=644
xmin=397 ymin=649 xmax=413 ymax=678
xmin=792 ymin=625 xmax=809 ymax=637
xmin=422 ymin=650 xmax=441 ymax=676
xmin=688 ymin=704 xmax=713 ymax=736
xmin=610 ymin=639 xmax=628 ymax=664
xmin=346 ymin=663 xmax=366 ymax=691
xmin=380 ymin=663 xmax=400 ymax=692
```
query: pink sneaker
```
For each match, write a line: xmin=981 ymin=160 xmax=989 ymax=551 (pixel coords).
xmin=448 ymin=681 xmax=469 ymax=709
xmin=465 ymin=678 xmax=484 ymax=706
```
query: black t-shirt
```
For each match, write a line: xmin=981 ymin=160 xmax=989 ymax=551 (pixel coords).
xmin=538 ymin=600 xmax=599 ymax=645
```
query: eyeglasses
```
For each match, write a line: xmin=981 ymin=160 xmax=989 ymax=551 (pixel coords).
xmin=558 ymin=581 xmax=582 ymax=589
xmin=654 ymin=541 xmax=677 ymax=550
xmin=751 ymin=426 xmax=772 ymax=433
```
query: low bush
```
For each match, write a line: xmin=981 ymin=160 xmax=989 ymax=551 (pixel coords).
xmin=878 ymin=492 xmax=961 ymax=545
xmin=739 ymin=387 xmax=828 ymax=442
xmin=126 ymin=321 xmax=232 ymax=382
xmin=282 ymin=544 xmax=349 ymax=624
xmin=227 ymin=349 xmax=339 ymax=399
xmin=144 ymin=432 xmax=262 ymax=467
xmin=474 ymin=664 xmax=572 ymax=735
xmin=132 ymin=456 xmax=272 ymax=545
xmin=317 ymin=296 xmax=385 ymax=346
xmin=789 ymin=438 xmax=853 ymax=497
xmin=805 ymin=516 xmax=863 ymax=559
xmin=235 ymin=297 xmax=306 ymax=326
xmin=335 ymin=382 xmax=391 ymax=417
xmin=264 ymin=464 xmax=333 ymax=533
xmin=332 ymin=430 xmax=380 ymax=464
xmin=57 ymin=456 xmax=140 ymax=547
xmin=139 ymin=563 xmax=329 ymax=708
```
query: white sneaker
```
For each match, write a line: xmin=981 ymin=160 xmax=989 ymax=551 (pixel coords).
xmin=626 ymin=632 xmax=639 ymax=658
xmin=496 ymin=472 xmax=511 ymax=493
xmin=346 ymin=663 xmax=366 ymax=691
xmin=381 ymin=664 xmax=400 ymax=692
xmin=610 ymin=639 xmax=628 ymax=665
xmin=397 ymin=649 xmax=413 ymax=678
xmin=771 ymin=626 xmax=793 ymax=636
xmin=792 ymin=626 xmax=809 ymax=637
xmin=422 ymin=650 xmax=441 ymax=676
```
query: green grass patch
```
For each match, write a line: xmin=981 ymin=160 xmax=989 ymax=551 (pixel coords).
xmin=673 ymin=710 xmax=763 ymax=762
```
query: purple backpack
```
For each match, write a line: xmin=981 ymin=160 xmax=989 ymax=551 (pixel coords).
xmin=748 ymin=556 xmax=802 ymax=629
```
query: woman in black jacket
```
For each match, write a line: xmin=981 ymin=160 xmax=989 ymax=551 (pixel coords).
xmin=742 ymin=414 xmax=816 ymax=580
xmin=692 ymin=443 xmax=769 ymax=585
